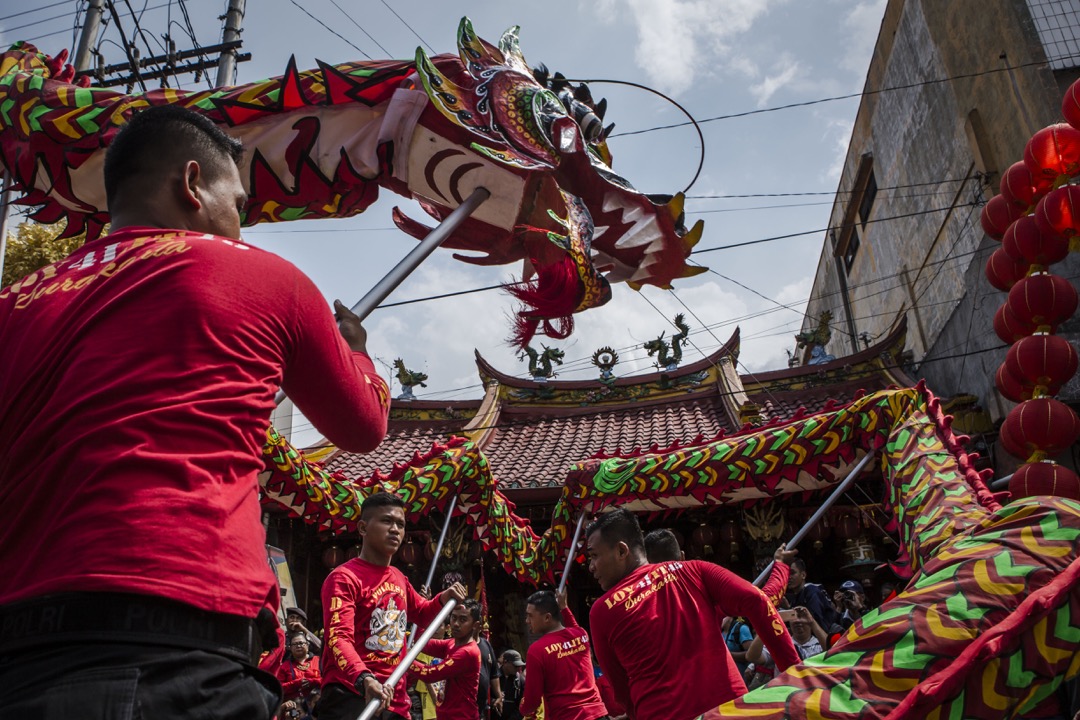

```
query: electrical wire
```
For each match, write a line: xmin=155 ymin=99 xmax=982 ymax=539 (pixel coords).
xmin=0 ymin=1 xmax=71 ymax=24
xmin=377 ymin=0 xmax=433 ymax=54
xmin=686 ymin=177 xmax=971 ymax=199
xmin=287 ymin=0 xmax=371 ymax=60
xmin=611 ymin=55 xmax=1080 ymax=138
xmin=325 ymin=0 xmax=391 ymax=57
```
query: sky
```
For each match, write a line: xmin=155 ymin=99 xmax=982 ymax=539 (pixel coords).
xmin=4 ymin=0 xmax=888 ymax=445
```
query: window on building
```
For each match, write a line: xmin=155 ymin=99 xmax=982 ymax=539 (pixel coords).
xmin=844 ymin=230 xmax=861 ymax=272
xmin=1027 ymin=0 xmax=1080 ymax=70
xmin=858 ymin=171 xmax=877 ymax=228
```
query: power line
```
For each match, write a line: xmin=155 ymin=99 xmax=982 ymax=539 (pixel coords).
xmin=286 ymin=0 xmax=371 ymax=60
xmin=377 ymin=0 xmax=433 ymax=54
xmin=611 ymin=55 xmax=1080 ymax=138
xmin=325 ymin=0 xmax=391 ymax=57
xmin=0 ymin=1 xmax=71 ymax=24
xmin=686 ymin=177 xmax=970 ymax=200
xmin=690 ymin=203 xmax=976 ymax=255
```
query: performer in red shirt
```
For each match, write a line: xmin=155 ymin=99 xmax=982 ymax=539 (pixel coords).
xmin=409 ymin=599 xmax=484 ymax=720
xmin=519 ymin=589 xmax=608 ymax=720
xmin=0 ymin=105 xmax=390 ymax=719
xmin=318 ymin=492 xmax=467 ymax=720
xmin=586 ymin=509 xmax=800 ymax=720
xmin=278 ymin=633 xmax=322 ymax=718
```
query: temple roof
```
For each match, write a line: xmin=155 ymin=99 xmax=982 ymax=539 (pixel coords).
xmin=318 ymin=319 xmax=915 ymax=494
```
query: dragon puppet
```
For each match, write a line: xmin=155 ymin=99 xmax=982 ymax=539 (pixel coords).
xmin=0 ymin=19 xmax=705 ymax=347
xmin=259 ymin=383 xmax=1080 ymax=719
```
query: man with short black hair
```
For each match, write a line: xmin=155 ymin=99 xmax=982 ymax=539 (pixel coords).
xmin=643 ymin=528 xmax=684 ymax=563
xmin=409 ymin=599 xmax=484 ymax=720
xmin=520 ymin=590 xmax=608 ymax=720
xmin=0 ymin=104 xmax=391 ymax=718
xmin=319 ymin=492 xmax=467 ymax=720
xmin=586 ymin=509 xmax=800 ymax=720
xmin=785 ymin=559 xmax=835 ymax=630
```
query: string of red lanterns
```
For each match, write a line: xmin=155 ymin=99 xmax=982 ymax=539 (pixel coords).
xmin=982 ymin=83 xmax=1080 ymax=501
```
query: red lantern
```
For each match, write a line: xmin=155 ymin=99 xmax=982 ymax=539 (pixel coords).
xmin=1064 ymin=79 xmax=1080 ymax=131
xmin=347 ymin=543 xmax=363 ymax=560
xmin=1024 ymin=123 xmax=1080 ymax=181
xmin=400 ymin=539 xmax=419 ymax=566
xmin=994 ymin=303 xmax=1037 ymax=343
xmin=980 ymin=194 xmax=1024 ymax=240
xmin=1005 ymin=334 xmax=1078 ymax=392
xmin=1035 ymin=185 xmax=1080 ymax=240
xmin=691 ymin=523 xmax=717 ymax=550
xmin=995 ymin=363 xmax=1035 ymax=403
xmin=1000 ymin=161 xmax=1052 ymax=209
xmin=1003 ymin=215 xmax=1070 ymax=267
xmin=322 ymin=544 xmax=346 ymax=569
xmin=834 ymin=511 xmax=860 ymax=540
xmin=468 ymin=539 xmax=485 ymax=564
xmin=717 ymin=518 xmax=743 ymax=545
xmin=1007 ymin=273 xmax=1079 ymax=329
xmin=1000 ymin=397 xmax=1080 ymax=460
xmin=1009 ymin=462 xmax=1080 ymax=501
xmin=985 ymin=248 xmax=1031 ymax=292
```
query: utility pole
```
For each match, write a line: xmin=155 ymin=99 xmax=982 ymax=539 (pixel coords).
xmin=216 ymin=0 xmax=246 ymax=88
xmin=73 ymin=0 xmax=106 ymax=72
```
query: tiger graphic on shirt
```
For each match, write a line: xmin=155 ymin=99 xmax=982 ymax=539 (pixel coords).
xmin=365 ymin=596 xmax=407 ymax=654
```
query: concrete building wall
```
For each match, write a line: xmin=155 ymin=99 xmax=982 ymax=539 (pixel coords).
xmin=802 ymin=0 xmax=1080 ymax=426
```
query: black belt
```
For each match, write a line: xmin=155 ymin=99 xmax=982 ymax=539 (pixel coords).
xmin=0 ymin=592 xmax=265 ymax=663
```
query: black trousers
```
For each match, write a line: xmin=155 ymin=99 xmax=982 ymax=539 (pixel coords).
xmin=1 ymin=640 xmax=281 ymax=719
xmin=315 ymin=683 xmax=407 ymax=720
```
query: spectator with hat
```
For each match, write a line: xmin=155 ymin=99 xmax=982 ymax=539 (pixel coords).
xmin=496 ymin=650 xmax=526 ymax=720
xmin=832 ymin=580 xmax=869 ymax=632
xmin=286 ymin=606 xmax=323 ymax=654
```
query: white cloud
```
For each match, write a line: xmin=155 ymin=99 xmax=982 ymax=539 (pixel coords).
xmin=822 ymin=117 xmax=854 ymax=183
xmin=748 ymin=56 xmax=801 ymax=107
xmin=841 ymin=0 xmax=887 ymax=77
xmin=592 ymin=0 xmax=784 ymax=96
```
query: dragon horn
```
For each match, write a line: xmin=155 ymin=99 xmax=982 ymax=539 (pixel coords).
xmin=666 ymin=192 xmax=685 ymax=221
xmin=681 ymin=219 xmax=704 ymax=252
xmin=680 ymin=264 xmax=709 ymax=278
xmin=595 ymin=97 xmax=607 ymax=120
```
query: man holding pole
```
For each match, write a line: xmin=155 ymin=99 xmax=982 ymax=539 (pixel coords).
xmin=519 ymin=589 xmax=609 ymax=720
xmin=408 ymin=599 xmax=485 ymax=720
xmin=0 ymin=105 xmax=391 ymax=718
xmin=586 ymin=509 xmax=800 ymax=720
xmin=318 ymin=492 xmax=467 ymax=720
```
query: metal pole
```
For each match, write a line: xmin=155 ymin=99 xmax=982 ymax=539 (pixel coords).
xmin=753 ymin=450 xmax=876 ymax=586
xmin=0 ymin=173 xmax=13 ymax=284
xmin=216 ymin=0 xmax=246 ymax=87
xmin=558 ymin=512 xmax=588 ymax=594
xmin=350 ymin=187 xmax=490 ymax=320
xmin=74 ymin=0 xmax=107 ymax=72
xmin=357 ymin=598 xmax=458 ymax=720
xmin=406 ymin=495 xmax=458 ymax=650
xmin=990 ymin=473 xmax=1014 ymax=491
xmin=274 ymin=187 xmax=490 ymax=405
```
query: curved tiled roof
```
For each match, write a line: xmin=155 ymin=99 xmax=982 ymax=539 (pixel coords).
xmin=481 ymin=394 xmax=736 ymax=489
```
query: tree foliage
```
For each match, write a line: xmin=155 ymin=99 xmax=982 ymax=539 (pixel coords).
xmin=2 ymin=221 xmax=87 ymax=288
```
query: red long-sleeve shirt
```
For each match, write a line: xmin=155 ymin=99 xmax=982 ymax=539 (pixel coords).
xmin=0 ymin=227 xmax=389 ymax=618
xmin=277 ymin=654 xmax=322 ymax=700
xmin=520 ymin=608 xmax=607 ymax=720
xmin=320 ymin=558 xmax=446 ymax=717
xmin=589 ymin=560 xmax=800 ymax=720
xmin=409 ymin=638 xmax=482 ymax=720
